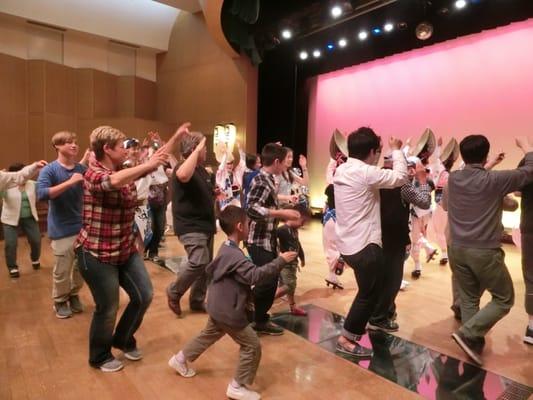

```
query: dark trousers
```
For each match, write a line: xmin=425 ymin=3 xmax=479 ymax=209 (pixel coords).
xmin=146 ymin=203 xmax=166 ymax=256
xmin=77 ymin=249 xmax=153 ymax=367
xmin=370 ymin=242 xmax=406 ymax=323
xmin=521 ymin=233 xmax=533 ymax=315
xmin=342 ymin=243 xmax=385 ymax=340
xmin=3 ymin=218 xmax=41 ymax=268
xmin=247 ymin=245 xmax=277 ymax=325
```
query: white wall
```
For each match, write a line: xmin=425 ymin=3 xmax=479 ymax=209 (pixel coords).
xmin=0 ymin=14 xmax=157 ymax=81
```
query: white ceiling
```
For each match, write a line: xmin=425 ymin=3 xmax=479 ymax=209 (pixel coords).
xmin=154 ymin=0 xmax=202 ymax=13
xmin=0 ymin=0 xmax=184 ymax=51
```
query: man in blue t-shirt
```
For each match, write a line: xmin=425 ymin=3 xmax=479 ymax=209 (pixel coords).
xmin=37 ymin=131 xmax=87 ymax=319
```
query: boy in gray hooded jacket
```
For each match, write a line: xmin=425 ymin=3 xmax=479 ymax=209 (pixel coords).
xmin=168 ymin=205 xmax=296 ymax=400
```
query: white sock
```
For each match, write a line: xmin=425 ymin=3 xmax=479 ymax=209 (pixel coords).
xmin=441 ymin=251 xmax=448 ymax=259
xmin=176 ymin=351 xmax=186 ymax=364
xmin=528 ymin=316 xmax=533 ymax=330
xmin=231 ymin=379 xmax=241 ymax=389
xmin=328 ymin=272 xmax=337 ymax=282
xmin=414 ymin=263 xmax=421 ymax=271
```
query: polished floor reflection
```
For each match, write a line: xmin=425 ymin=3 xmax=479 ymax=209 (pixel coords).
xmin=272 ymin=304 xmax=533 ymax=400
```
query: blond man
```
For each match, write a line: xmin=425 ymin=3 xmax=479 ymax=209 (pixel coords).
xmin=37 ymin=131 xmax=86 ymax=319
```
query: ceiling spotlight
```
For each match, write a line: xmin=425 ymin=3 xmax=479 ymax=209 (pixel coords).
xmin=313 ymin=49 xmax=321 ymax=58
xmin=398 ymin=22 xmax=408 ymax=30
xmin=372 ymin=27 xmax=382 ymax=35
xmin=331 ymin=5 xmax=342 ymax=18
xmin=281 ymin=29 xmax=292 ymax=40
xmin=299 ymin=51 xmax=308 ymax=60
xmin=384 ymin=23 xmax=394 ymax=32
xmin=358 ymin=30 xmax=368 ymax=41
xmin=415 ymin=21 xmax=433 ymax=40
xmin=327 ymin=43 xmax=335 ymax=50
xmin=455 ymin=0 xmax=467 ymax=9
xmin=338 ymin=38 xmax=347 ymax=48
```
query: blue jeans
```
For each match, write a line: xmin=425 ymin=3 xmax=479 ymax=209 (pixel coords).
xmin=77 ymin=249 xmax=153 ymax=367
xmin=3 ymin=218 xmax=41 ymax=268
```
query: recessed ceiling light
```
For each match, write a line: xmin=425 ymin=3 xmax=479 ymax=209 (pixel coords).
xmin=281 ymin=29 xmax=292 ymax=40
xmin=331 ymin=5 xmax=342 ymax=18
xmin=327 ymin=43 xmax=335 ymax=50
xmin=372 ymin=27 xmax=382 ymax=35
xmin=455 ymin=0 xmax=467 ymax=9
xmin=299 ymin=51 xmax=308 ymax=60
xmin=384 ymin=23 xmax=394 ymax=32
xmin=358 ymin=30 xmax=368 ymax=41
xmin=338 ymin=38 xmax=347 ymax=48
xmin=313 ymin=49 xmax=321 ymax=58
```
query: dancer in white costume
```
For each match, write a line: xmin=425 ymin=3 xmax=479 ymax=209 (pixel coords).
xmin=323 ymin=130 xmax=347 ymax=289
xmin=409 ymin=129 xmax=438 ymax=278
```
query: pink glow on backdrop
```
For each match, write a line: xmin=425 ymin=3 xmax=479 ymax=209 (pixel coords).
xmin=307 ymin=19 xmax=533 ymax=206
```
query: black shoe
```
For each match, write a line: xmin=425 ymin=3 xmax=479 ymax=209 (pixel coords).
xmin=336 ymin=341 xmax=373 ymax=359
xmin=252 ymin=322 xmax=284 ymax=336
xmin=450 ymin=305 xmax=461 ymax=321
xmin=69 ymin=295 xmax=84 ymax=313
xmin=368 ymin=319 xmax=399 ymax=333
xmin=189 ymin=304 xmax=207 ymax=313
xmin=451 ymin=331 xmax=483 ymax=365
xmin=411 ymin=270 xmax=421 ymax=279
xmin=8 ymin=267 xmax=20 ymax=278
xmin=524 ymin=327 xmax=533 ymax=345
xmin=439 ymin=257 xmax=448 ymax=266
xmin=32 ymin=261 xmax=40 ymax=270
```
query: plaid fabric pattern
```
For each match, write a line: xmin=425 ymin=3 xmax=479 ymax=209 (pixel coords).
xmin=75 ymin=160 xmax=138 ymax=265
xmin=246 ymin=169 xmax=279 ymax=252
xmin=322 ymin=207 xmax=336 ymax=225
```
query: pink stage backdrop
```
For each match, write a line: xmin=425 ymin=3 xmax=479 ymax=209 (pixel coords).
xmin=307 ymin=19 xmax=533 ymax=208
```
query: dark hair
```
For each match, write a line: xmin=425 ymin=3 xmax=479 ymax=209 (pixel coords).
xmin=219 ymin=205 xmax=246 ymax=235
xmin=460 ymin=135 xmax=490 ymax=164
xmin=8 ymin=163 xmax=24 ymax=172
xmin=283 ymin=203 xmax=312 ymax=221
xmin=347 ymin=127 xmax=381 ymax=160
xmin=443 ymin=158 xmax=455 ymax=171
xmin=261 ymin=143 xmax=287 ymax=167
xmin=245 ymin=153 xmax=259 ymax=170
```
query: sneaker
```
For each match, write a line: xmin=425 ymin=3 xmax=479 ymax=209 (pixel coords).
xmin=32 ymin=261 xmax=40 ymax=270
xmin=124 ymin=348 xmax=143 ymax=361
xmin=166 ymin=285 xmax=182 ymax=317
xmin=54 ymin=301 xmax=73 ymax=319
xmin=335 ymin=341 xmax=373 ymax=359
xmin=8 ymin=267 xmax=20 ymax=278
xmin=150 ymin=255 xmax=166 ymax=267
xmin=99 ymin=358 xmax=124 ymax=372
xmin=69 ymin=295 xmax=84 ymax=313
xmin=252 ymin=322 xmax=284 ymax=336
xmin=290 ymin=305 xmax=307 ymax=316
xmin=168 ymin=354 xmax=196 ymax=378
xmin=400 ymin=280 xmax=410 ymax=291
xmin=368 ymin=319 xmax=399 ymax=333
xmin=524 ymin=327 xmax=533 ymax=345
xmin=411 ymin=270 xmax=421 ymax=279
xmin=226 ymin=383 xmax=261 ymax=400
xmin=451 ymin=331 xmax=483 ymax=365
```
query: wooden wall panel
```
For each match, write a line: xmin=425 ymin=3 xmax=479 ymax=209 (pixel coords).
xmin=93 ymin=70 xmax=117 ymax=117
xmin=0 ymin=53 xmax=27 ymax=114
xmin=134 ymin=77 xmax=156 ymax=120
xmin=28 ymin=114 xmax=45 ymax=161
xmin=117 ymin=76 xmax=135 ymax=117
xmin=45 ymin=62 xmax=77 ymax=116
xmin=0 ymin=112 xmax=29 ymax=165
xmin=28 ymin=60 xmax=44 ymax=113
xmin=76 ymin=69 xmax=94 ymax=119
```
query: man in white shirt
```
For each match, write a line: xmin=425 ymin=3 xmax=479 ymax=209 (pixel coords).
xmin=333 ymin=127 xmax=408 ymax=358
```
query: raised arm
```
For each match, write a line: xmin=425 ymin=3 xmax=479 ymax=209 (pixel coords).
xmin=2 ymin=161 xmax=46 ymax=193
xmin=176 ymin=136 xmax=206 ymax=183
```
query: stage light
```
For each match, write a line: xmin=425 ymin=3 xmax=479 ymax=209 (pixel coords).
xmin=455 ymin=0 xmax=467 ymax=9
xmin=331 ymin=5 xmax=342 ymax=18
xmin=299 ymin=51 xmax=308 ymax=60
xmin=372 ymin=27 xmax=382 ymax=35
xmin=338 ymin=38 xmax=347 ymax=48
xmin=415 ymin=22 xmax=433 ymax=40
xmin=281 ymin=29 xmax=292 ymax=40
xmin=327 ymin=43 xmax=335 ymax=50
xmin=313 ymin=49 xmax=321 ymax=58
xmin=358 ymin=30 xmax=368 ymax=41
xmin=384 ymin=23 xmax=394 ymax=32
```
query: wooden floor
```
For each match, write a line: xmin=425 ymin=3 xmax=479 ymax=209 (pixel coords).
xmin=1 ymin=219 xmax=532 ymax=400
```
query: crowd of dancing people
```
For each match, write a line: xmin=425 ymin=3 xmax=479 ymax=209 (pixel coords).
xmin=1 ymin=123 xmax=533 ymax=400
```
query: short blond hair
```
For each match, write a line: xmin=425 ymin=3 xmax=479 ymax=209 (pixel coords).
xmin=181 ymin=131 xmax=205 ymax=158
xmin=90 ymin=126 xmax=126 ymax=160
xmin=51 ymin=131 xmax=77 ymax=148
